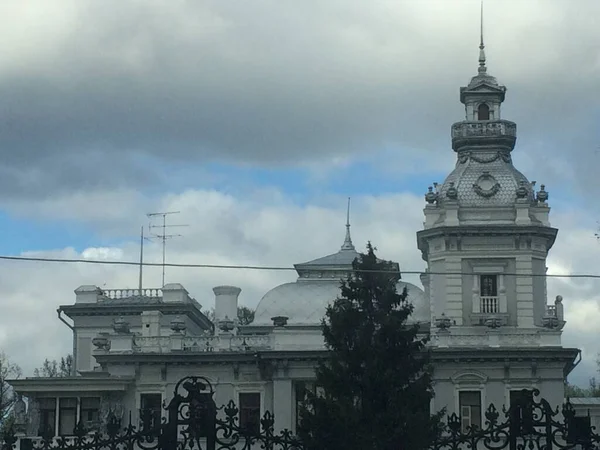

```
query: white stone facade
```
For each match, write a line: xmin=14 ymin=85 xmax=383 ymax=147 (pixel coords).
xmin=9 ymin=46 xmax=588 ymax=443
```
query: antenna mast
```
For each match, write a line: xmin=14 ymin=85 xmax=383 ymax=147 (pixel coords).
xmin=147 ymin=211 xmax=188 ymax=287
xmin=139 ymin=226 xmax=144 ymax=293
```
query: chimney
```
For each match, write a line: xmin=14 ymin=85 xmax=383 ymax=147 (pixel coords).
xmin=162 ymin=283 xmax=189 ymax=303
xmin=213 ymin=286 xmax=241 ymax=323
xmin=74 ymin=285 xmax=102 ymax=304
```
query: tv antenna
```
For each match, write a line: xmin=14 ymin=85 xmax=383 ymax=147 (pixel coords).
xmin=137 ymin=225 xmax=153 ymax=294
xmin=147 ymin=211 xmax=188 ymax=286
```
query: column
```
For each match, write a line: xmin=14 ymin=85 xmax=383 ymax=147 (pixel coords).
xmin=272 ymin=379 xmax=293 ymax=434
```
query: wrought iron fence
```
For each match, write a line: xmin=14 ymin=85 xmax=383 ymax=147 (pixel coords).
xmin=2 ymin=380 xmax=599 ymax=450
xmin=432 ymin=389 xmax=600 ymax=450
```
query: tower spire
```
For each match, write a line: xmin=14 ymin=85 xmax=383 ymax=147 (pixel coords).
xmin=341 ymin=197 xmax=355 ymax=251
xmin=478 ymin=0 xmax=487 ymax=73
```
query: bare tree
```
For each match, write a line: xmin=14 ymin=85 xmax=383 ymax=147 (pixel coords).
xmin=0 ymin=351 xmax=22 ymax=426
xmin=33 ymin=354 xmax=73 ymax=377
xmin=202 ymin=306 xmax=255 ymax=325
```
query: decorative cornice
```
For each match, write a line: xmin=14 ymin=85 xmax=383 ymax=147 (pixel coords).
xmin=59 ymin=303 xmax=213 ymax=331
xmin=417 ymin=225 xmax=559 ymax=259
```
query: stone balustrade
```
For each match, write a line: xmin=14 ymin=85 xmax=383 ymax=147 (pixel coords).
xmin=451 ymin=120 xmax=517 ymax=139
xmin=451 ymin=119 xmax=517 ymax=151
xmin=102 ymin=334 xmax=274 ymax=354
xmin=102 ymin=288 xmax=163 ymax=299
xmin=433 ymin=329 xmax=562 ymax=348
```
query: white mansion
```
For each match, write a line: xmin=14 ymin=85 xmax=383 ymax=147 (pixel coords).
xmin=10 ymin=40 xmax=595 ymax=441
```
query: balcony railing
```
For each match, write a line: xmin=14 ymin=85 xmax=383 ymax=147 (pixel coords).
xmin=451 ymin=119 xmax=517 ymax=151
xmin=480 ymin=296 xmax=499 ymax=314
xmin=451 ymin=120 xmax=516 ymax=139
xmin=101 ymin=288 xmax=162 ymax=299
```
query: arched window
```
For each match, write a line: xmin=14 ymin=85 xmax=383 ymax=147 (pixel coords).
xmin=477 ymin=103 xmax=490 ymax=120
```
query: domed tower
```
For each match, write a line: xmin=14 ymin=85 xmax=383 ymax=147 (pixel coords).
xmin=416 ymin=32 xmax=561 ymax=333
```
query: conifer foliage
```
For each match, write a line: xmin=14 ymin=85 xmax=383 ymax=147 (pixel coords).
xmin=298 ymin=243 xmax=443 ymax=450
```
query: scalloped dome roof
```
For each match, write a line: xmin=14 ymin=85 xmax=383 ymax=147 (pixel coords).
xmin=438 ymin=153 xmax=535 ymax=209
xmin=252 ymin=279 xmax=428 ymax=326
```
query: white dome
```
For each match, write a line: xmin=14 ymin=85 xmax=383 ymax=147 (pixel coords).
xmin=252 ymin=279 xmax=429 ymax=326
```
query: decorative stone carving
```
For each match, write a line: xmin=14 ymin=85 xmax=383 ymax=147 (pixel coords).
xmin=516 ymin=180 xmax=528 ymax=199
xmin=92 ymin=332 xmax=111 ymax=351
xmin=218 ymin=317 xmax=235 ymax=333
xmin=473 ymin=172 xmax=501 ymax=198
xmin=445 ymin=182 xmax=458 ymax=200
xmin=484 ymin=316 xmax=503 ymax=329
xmin=170 ymin=316 xmax=187 ymax=334
xmin=113 ymin=316 xmax=130 ymax=334
xmin=434 ymin=313 xmax=452 ymax=330
xmin=536 ymin=184 xmax=549 ymax=203
xmin=425 ymin=186 xmax=438 ymax=204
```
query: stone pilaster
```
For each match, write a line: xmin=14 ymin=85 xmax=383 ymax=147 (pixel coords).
xmin=444 ymin=258 xmax=463 ymax=326
xmin=515 ymin=255 xmax=534 ymax=327
xmin=272 ymin=379 xmax=293 ymax=433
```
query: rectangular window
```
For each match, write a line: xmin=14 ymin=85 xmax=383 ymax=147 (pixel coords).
xmin=140 ymin=393 xmax=162 ymax=428
xmin=58 ymin=397 xmax=78 ymax=436
xmin=239 ymin=392 xmax=261 ymax=435
xmin=38 ymin=398 xmax=57 ymax=437
xmin=459 ymin=391 xmax=482 ymax=433
xmin=510 ymin=389 xmax=534 ymax=435
xmin=81 ymin=397 xmax=101 ymax=428
xmin=480 ymin=275 xmax=498 ymax=313
xmin=480 ymin=275 xmax=498 ymax=297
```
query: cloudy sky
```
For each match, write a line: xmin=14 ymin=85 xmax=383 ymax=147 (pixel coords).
xmin=0 ymin=0 xmax=599 ymax=386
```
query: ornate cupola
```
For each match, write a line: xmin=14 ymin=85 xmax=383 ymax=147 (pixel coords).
xmin=420 ymin=22 xmax=551 ymax=228
xmin=416 ymin=19 xmax=562 ymax=334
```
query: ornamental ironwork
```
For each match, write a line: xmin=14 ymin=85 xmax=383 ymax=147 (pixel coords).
xmin=2 ymin=381 xmax=599 ymax=450
xmin=432 ymin=388 xmax=600 ymax=450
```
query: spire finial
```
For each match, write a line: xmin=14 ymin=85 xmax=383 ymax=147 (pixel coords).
xmin=478 ymin=0 xmax=487 ymax=73
xmin=341 ymin=197 xmax=355 ymax=251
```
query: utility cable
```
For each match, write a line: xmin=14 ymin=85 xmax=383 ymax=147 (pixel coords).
xmin=0 ymin=254 xmax=595 ymax=279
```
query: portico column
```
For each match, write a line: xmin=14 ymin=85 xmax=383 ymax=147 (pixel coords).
xmin=272 ymin=379 xmax=293 ymax=433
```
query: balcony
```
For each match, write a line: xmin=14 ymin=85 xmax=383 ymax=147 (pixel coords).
xmin=451 ymin=119 xmax=517 ymax=152
xmin=480 ymin=296 xmax=499 ymax=314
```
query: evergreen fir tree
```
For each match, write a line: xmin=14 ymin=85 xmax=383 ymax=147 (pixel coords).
xmin=298 ymin=243 xmax=444 ymax=450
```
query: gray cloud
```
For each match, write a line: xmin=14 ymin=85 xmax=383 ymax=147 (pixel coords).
xmin=0 ymin=0 xmax=597 ymax=198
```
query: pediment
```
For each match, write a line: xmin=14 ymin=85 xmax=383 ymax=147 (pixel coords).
xmin=463 ymin=83 xmax=504 ymax=94
xmin=451 ymin=369 xmax=489 ymax=384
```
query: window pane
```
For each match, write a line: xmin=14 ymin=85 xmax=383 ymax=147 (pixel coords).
xmin=459 ymin=391 xmax=482 ymax=431
xmin=59 ymin=409 xmax=77 ymax=436
xmin=38 ymin=398 xmax=57 ymax=437
xmin=141 ymin=394 xmax=162 ymax=409
xmin=38 ymin=411 xmax=56 ymax=437
xmin=60 ymin=397 xmax=77 ymax=408
xmin=480 ymin=275 xmax=498 ymax=297
xmin=239 ymin=393 xmax=261 ymax=434
xmin=140 ymin=393 xmax=162 ymax=428
xmin=81 ymin=397 xmax=100 ymax=409
xmin=81 ymin=397 xmax=101 ymax=427
xmin=39 ymin=398 xmax=57 ymax=410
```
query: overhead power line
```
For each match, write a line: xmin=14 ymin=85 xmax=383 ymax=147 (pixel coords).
xmin=0 ymin=254 xmax=596 ymax=279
